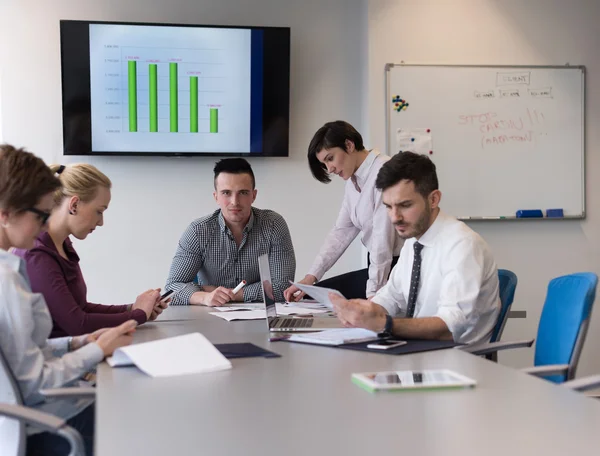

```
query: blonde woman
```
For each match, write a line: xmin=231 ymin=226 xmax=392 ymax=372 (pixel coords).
xmin=15 ymin=163 xmax=165 ymax=337
xmin=0 ymin=144 xmax=137 ymax=455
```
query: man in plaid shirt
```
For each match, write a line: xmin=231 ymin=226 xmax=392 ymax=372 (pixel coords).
xmin=166 ymin=158 xmax=296 ymax=306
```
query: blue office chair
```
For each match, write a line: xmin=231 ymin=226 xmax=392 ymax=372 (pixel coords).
xmin=465 ymin=272 xmax=598 ymax=383
xmin=483 ymin=269 xmax=518 ymax=362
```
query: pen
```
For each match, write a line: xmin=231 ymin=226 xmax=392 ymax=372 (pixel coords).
xmin=232 ymin=280 xmax=247 ymax=294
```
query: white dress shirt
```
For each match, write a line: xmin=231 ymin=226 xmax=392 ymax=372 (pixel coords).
xmin=373 ymin=211 xmax=500 ymax=344
xmin=308 ymin=150 xmax=403 ymax=297
xmin=0 ymin=249 xmax=103 ymax=433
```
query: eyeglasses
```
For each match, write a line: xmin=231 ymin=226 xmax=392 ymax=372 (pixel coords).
xmin=25 ymin=208 xmax=51 ymax=225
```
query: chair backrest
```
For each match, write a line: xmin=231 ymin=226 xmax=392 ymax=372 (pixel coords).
xmin=491 ymin=269 xmax=518 ymax=343
xmin=535 ymin=272 xmax=598 ymax=383
xmin=0 ymin=345 xmax=26 ymax=456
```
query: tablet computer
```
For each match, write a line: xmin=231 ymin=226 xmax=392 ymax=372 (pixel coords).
xmin=351 ymin=369 xmax=476 ymax=392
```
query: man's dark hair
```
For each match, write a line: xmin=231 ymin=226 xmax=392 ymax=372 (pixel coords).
xmin=213 ymin=158 xmax=255 ymax=189
xmin=375 ymin=152 xmax=439 ymax=197
xmin=307 ymin=120 xmax=365 ymax=183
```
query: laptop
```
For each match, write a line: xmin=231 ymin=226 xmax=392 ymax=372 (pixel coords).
xmin=258 ymin=254 xmax=343 ymax=332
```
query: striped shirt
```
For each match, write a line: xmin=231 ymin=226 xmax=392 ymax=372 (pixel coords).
xmin=166 ymin=208 xmax=296 ymax=304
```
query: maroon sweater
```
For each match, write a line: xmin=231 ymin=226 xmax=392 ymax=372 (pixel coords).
xmin=14 ymin=231 xmax=147 ymax=338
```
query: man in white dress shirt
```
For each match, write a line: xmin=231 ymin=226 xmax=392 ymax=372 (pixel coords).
xmin=330 ymin=151 xmax=500 ymax=344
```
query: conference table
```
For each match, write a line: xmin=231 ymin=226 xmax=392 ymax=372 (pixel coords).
xmin=96 ymin=306 xmax=600 ymax=455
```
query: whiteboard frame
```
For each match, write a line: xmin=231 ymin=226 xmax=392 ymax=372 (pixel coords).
xmin=384 ymin=63 xmax=586 ymax=221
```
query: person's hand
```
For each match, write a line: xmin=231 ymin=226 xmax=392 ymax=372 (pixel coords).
xmin=95 ymin=320 xmax=138 ymax=357
xmin=132 ymin=289 xmax=161 ymax=319
xmin=329 ymin=293 xmax=387 ymax=332
xmin=149 ymin=300 xmax=169 ymax=321
xmin=202 ymin=286 xmax=235 ymax=307
xmin=70 ymin=327 xmax=113 ymax=350
xmin=283 ymin=275 xmax=317 ymax=302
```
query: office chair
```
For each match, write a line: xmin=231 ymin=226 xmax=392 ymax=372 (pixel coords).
xmin=484 ymin=269 xmax=518 ymax=362
xmin=464 ymin=272 xmax=598 ymax=383
xmin=563 ymin=374 xmax=600 ymax=393
xmin=0 ymin=345 xmax=95 ymax=456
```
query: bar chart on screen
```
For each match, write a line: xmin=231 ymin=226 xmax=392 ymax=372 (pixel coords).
xmin=116 ymin=46 xmax=224 ymax=134
xmin=89 ymin=24 xmax=252 ymax=153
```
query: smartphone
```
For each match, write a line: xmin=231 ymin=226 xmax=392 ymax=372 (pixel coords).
xmin=366 ymin=340 xmax=407 ymax=350
xmin=159 ymin=290 xmax=174 ymax=302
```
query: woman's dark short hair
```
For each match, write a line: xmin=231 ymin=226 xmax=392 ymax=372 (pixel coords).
xmin=0 ymin=144 xmax=61 ymax=212
xmin=213 ymin=158 xmax=256 ymax=189
xmin=375 ymin=151 xmax=438 ymax=198
xmin=307 ymin=120 xmax=365 ymax=183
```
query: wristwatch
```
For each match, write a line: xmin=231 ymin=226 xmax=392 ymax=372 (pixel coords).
xmin=377 ymin=314 xmax=394 ymax=338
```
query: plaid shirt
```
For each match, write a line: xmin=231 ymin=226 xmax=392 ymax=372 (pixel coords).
xmin=166 ymin=208 xmax=296 ymax=304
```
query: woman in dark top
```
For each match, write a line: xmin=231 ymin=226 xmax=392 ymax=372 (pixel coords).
xmin=15 ymin=163 xmax=166 ymax=337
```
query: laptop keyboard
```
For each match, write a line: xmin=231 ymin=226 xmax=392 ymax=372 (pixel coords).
xmin=276 ymin=318 xmax=313 ymax=329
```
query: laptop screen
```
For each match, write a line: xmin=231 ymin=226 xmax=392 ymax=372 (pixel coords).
xmin=258 ymin=254 xmax=278 ymax=325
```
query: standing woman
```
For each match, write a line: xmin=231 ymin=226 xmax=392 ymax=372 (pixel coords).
xmin=14 ymin=163 xmax=163 ymax=338
xmin=284 ymin=121 xmax=402 ymax=301
xmin=0 ymin=144 xmax=137 ymax=455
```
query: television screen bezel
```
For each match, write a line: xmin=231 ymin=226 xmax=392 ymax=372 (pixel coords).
xmin=59 ymin=19 xmax=290 ymax=157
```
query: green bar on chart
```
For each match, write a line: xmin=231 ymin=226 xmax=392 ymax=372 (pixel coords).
xmin=210 ymin=108 xmax=218 ymax=133
xmin=169 ymin=63 xmax=178 ymax=132
xmin=190 ymin=76 xmax=198 ymax=133
xmin=128 ymin=60 xmax=137 ymax=132
xmin=149 ymin=64 xmax=158 ymax=132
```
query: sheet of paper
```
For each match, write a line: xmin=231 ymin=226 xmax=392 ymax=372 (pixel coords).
xmin=209 ymin=303 xmax=327 ymax=321
xmin=288 ymin=328 xmax=379 ymax=346
xmin=287 ymin=301 xmax=330 ymax=310
xmin=213 ymin=304 xmax=263 ymax=312
xmin=209 ymin=310 xmax=267 ymax=321
xmin=291 ymin=283 xmax=346 ymax=310
xmin=396 ymin=128 xmax=433 ymax=155
xmin=277 ymin=304 xmax=327 ymax=315
xmin=106 ymin=332 xmax=231 ymax=377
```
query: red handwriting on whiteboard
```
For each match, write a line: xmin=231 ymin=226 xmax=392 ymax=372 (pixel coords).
xmin=479 ymin=117 xmax=524 ymax=134
xmin=481 ymin=131 xmax=534 ymax=149
xmin=458 ymin=112 xmax=497 ymax=125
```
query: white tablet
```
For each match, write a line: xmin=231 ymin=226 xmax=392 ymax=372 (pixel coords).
xmin=351 ymin=369 xmax=477 ymax=392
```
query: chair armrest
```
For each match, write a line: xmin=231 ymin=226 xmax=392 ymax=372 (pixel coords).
xmin=521 ymin=364 xmax=569 ymax=378
xmin=460 ymin=339 xmax=534 ymax=356
xmin=40 ymin=387 xmax=96 ymax=399
xmin=0 ymin=403 xmax=86 ymax=456
xmin=562 ymin=374 xmax=600 ymax=392
xmin=0 ymin=403 xmax=65 ymax=433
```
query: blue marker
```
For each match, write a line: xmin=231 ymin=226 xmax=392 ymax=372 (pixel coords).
xmin=546 ymin=208 xmax=564 ymax=218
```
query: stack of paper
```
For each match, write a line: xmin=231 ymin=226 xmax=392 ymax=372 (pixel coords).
xmin=287 ymin=328 xmax=379 ymax=346
xmin=106 ymin=332 xmax=232 ymax=377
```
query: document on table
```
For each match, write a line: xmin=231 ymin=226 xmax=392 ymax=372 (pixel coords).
xmin=106 ymin=332 xmax=232 ymax=377
xmin=211 ymin=303 xmax=327 ymax=319
xmin=290 ymin=283 xmax=346 ymax=309
xmin=287 ymin=328 xmax=379 ymax=346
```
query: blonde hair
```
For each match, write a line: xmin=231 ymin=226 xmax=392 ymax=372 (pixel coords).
xmin=48 ymin=163 xmax=112 ymax=205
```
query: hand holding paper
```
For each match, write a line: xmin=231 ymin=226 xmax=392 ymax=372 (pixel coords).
xmin=290 ymin=282 xmax=345 ymax=310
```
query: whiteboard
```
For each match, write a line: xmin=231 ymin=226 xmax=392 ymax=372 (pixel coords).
xmin=385 ymin=64 xmax=585 ymax=219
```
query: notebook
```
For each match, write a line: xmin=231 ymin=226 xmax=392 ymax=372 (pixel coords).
xmin=106 ymin=332 xmax=232 ymax=377
xmin=284 ymin=328 xmax=380 ymax=346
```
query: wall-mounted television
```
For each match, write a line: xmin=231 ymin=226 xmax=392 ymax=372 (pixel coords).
xmin=60 ymin=20 xmax=290 ymax=157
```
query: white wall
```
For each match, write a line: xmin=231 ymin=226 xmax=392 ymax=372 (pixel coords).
xmin=0 ymin=0 xmax=367 ymax=301
xmin=368 ymin=0 xmax=600 ymax=376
